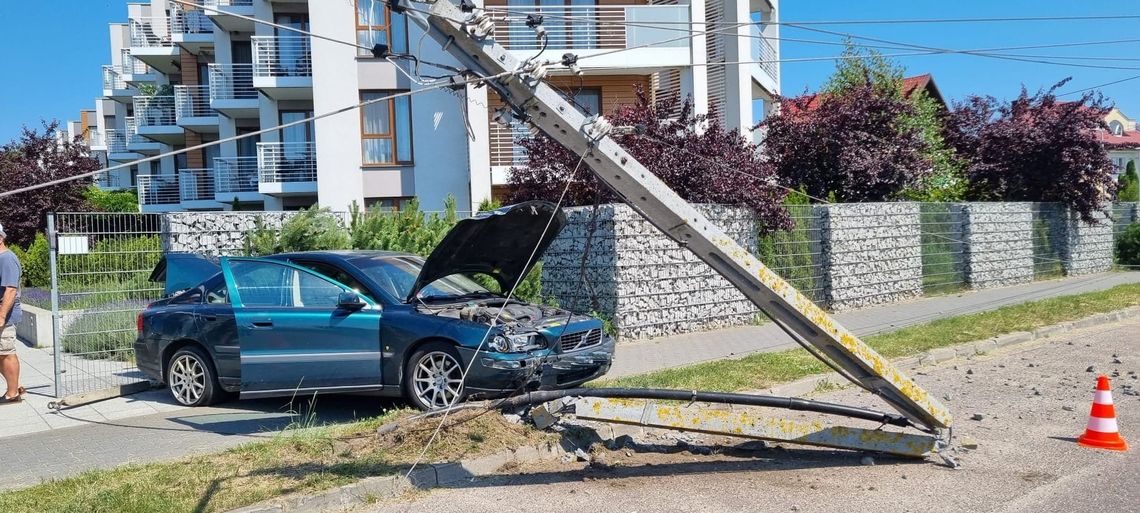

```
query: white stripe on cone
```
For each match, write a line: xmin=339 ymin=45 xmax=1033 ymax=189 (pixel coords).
xmin=1094 ymin=391 xmax=1114 ymax=405
xmin=1086 ymin=416 xmax=1120 ymax=434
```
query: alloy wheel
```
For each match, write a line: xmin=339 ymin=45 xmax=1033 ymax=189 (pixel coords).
xmin=169 ymin=354 xmax=207 ymax=405
xmin=413 ymin=352 xmax=463 ymax=409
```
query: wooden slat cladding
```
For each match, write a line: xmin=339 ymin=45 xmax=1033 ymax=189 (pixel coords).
xmin=488 ymin=74 xmax=651 ymax=166
xmin=185 ymin=132 xmax=204 ymax=168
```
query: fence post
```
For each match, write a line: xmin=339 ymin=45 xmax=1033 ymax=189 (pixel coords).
xmin=47 ymin=213 xmax=62 ymax=399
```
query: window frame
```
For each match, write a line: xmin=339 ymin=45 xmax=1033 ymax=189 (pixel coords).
xmin=354 ymin=0 xmax=408 ymax=57
xmin=359 ymin=90 xmax=414 ymax=167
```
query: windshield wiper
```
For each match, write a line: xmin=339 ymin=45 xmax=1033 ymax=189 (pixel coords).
xmin=419 ymin=291 xmax=496 ymax=302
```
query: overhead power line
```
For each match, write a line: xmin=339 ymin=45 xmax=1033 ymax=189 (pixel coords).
xmin=1058 ymin=74 xmax=1140 ymax=97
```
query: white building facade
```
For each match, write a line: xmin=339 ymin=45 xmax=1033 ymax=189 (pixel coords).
xmin=83 ymin=0 xmax=779 ymax=213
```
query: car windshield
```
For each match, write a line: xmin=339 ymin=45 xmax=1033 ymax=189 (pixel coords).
xmin=350 ymin=255 xmax=492 ymax=302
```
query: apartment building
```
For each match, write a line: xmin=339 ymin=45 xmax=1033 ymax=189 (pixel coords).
xmin=83 ymin=0 xmax=779 ymax=213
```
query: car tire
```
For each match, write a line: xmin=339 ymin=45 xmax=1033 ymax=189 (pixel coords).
xmin=404 ymin=342 xmax=467 ymax=411
xmin=167 ymin=346 xmax=223 ymax=407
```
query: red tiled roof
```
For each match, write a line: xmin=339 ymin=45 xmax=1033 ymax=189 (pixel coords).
xmin=1098 ymin=130 xmax=1140 ymax=148
xmin=782 ymin=74 xmax=944 ymax=116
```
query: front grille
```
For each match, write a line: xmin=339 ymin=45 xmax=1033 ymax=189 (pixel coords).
xmin=559 ymin=328 xmax=603 ymax=352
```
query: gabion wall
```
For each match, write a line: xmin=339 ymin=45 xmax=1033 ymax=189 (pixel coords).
xmin=817 ymin=203 xmax=923 ymax=312
xmin=162 ymin=211 xmax=350 ymax=256
xmin=542 ymin=204 xmax=760 ymax=340
xmin=1060 ymin=209 xmax=1114 ymax=276
xmin=961 ymin=202 xmax=1035 ymax=288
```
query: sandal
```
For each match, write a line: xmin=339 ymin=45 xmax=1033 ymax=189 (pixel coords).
xmin=17 ymin=386 xmax=25 ymax=398
xmin=0 ymin=394 xmax=21 ymax=405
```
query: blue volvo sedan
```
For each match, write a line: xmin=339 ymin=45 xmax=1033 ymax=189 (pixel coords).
xmin=134 ymin=201 xmax=615 ymax=410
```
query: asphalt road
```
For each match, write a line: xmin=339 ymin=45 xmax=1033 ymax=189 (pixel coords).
xmin=367 ymin=318 xmax=1140 ymax=513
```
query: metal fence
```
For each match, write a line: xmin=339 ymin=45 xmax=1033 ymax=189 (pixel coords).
xmin=49 ymin=213 xmax=164 ymax=399
xmin=919 ymin=203 xmax=967 ymax=294
xmin=1030 ymin=203 xmax=1066 ymax=279
xmin=757 ymin=204 xmax=824 ymax=303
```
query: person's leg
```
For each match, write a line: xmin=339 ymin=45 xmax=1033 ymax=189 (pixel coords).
xmin=0 ymin=326 xmax=19 ymax=398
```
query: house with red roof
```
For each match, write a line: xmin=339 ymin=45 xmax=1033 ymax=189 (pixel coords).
xmin=1098 ymin=108 xmax=1140 ymax=175
xmin=782 ymin=74 xmax=946 ymax=116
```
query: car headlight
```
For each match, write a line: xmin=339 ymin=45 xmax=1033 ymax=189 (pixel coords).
xmin=487 ymin=333 xmax=541 ymax=353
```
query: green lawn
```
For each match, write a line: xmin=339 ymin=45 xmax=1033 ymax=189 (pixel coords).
xmin=598 ymin=282 xmax=1140 ymax=392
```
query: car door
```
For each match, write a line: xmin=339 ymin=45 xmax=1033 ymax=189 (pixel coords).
xmin=221 ymin=257 xmax=383 ymax=396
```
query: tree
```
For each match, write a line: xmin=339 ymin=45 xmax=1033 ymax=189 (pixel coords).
xmin=1118 ymin=161 xmax=1138 ymax=202
xmin=507 ymin=88 xmax=791 ymax=231
xmin=762 ymin=82 xmax=932 ymax=202
xmin=946 ymin=80 xmax=1115 ymax=223
xmin=0 ymin=122 xmax=100 ymax=246
xmin=84 ymin=186 xmax=139 ymax=212
xmin=822 ymin=42 xmax=966 ymax=201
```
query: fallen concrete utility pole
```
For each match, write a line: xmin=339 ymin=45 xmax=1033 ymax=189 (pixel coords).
xmin=402 ymin=0 xmax=951 ymax=446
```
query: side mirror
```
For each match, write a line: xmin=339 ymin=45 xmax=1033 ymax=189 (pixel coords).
xmin=337 ymin=291 xmax=366 ymax=311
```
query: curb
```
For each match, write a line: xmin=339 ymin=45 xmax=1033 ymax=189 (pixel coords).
xmin=227 ymin=305 xmax=1140 ymax=512
xmin=227 ymin=442 xmax=569 ymax=513
xmin=755 ymin=305 xmax=1140 ymax=398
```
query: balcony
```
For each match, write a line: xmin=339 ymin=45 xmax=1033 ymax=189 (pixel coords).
xmin=208 ymin=63 xmax=258 ymax=117
xmin=171 ymin=6 xmax=215 ymax=54
xmin=179 ymin=168 xmax=223 ymax=208
xmin=102 ymin=66 xmax=136 ymax=103
xmin=138 ymin=174 xmax=181 ymax=210
xmin=134 ymin=95 xmax=185 ymax=145
xmin=257 ymin=141 xmax=317 ymax=195
xmin=125 ymin=117 xmax=161 ymax=155
xmin=252 ymin=36 xmax=313 ymax=99
xmin=120 ymin=49 xmax=158 ymax=84
xmin=129 ymin=16 xmax=180 ymax=74
xmin=214 ymin=156 xmax=262 ymax=202
xmin=175 ymin=85 xmax=220 ymax=133
xmin=105 ymin=129 xmax=139 ymax=162
xmin=749 ymin=23 xmax=779 ymax=94
xmin=85 ymin=130 xmax=107 ymax=152
xmin=488 ymin=3 xmax=691 ymax=70
xmin=201 ymin=0 xmax=256 ymax=32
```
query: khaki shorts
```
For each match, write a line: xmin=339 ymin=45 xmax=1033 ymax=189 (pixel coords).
xmin=0 ymin=325 xmax=15 ymax=356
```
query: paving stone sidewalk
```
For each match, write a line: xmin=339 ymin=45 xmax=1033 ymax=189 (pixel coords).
xmin=1 ymin=272 xmax=1139 ymax=490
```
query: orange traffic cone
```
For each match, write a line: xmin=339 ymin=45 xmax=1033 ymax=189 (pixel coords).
xmin=1077 ymin=375 xmax=1128 ymax=452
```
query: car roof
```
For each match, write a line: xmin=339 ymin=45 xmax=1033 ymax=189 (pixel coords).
xmin=273 ymin=250 xmax=416 ymax=259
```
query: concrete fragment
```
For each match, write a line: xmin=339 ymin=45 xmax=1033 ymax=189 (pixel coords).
xmin=959 ymin=437 xmax=979 ymax=450
xmin=970 ymin=413 xmax=985 ymax=421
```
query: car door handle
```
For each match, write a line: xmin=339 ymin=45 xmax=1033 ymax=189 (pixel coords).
xmin=250 ymin=320 xmax=274 ymax=329
xmin=202 ymin=315 xmax=218 ymax=321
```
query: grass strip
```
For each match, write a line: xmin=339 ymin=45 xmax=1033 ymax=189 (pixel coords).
xmin=0 ymin=409 xmax=553 ymax=513
xmin=597 ymin=282 xmax=1140 ymax=392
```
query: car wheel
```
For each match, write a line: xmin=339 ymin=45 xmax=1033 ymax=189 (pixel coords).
xmin=167 ymin=346 xmax=223 ymax=407
xmin=405 ymin=342 xmax=466 ymax=411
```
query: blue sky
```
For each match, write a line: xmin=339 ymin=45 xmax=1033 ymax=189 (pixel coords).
xmin=1 ymin=1 xmax=1138 ymax=143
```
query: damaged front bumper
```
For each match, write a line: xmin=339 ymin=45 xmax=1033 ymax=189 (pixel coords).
xmin=457 ymin=336 xmax=616 ymax=397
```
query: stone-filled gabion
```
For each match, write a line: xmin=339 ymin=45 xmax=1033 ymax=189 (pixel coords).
xmin=542 ymin=204 xmax=761 ymax=341
xmin=1059 ymin=209 xmax=1113 ymax=276
xmin=961 ymin=202 xmax=1035 ymax=288
xmin=816 ymin=203 xmax=923 ymax=311
xmin=161 ymin=211 xmax=350 ymax=256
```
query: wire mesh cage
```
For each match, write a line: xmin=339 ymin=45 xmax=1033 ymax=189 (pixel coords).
xmin=1030 ymin=203 xmax=1065 ymax=279
xmin=918 ymin=203 xmax=967 ymax=295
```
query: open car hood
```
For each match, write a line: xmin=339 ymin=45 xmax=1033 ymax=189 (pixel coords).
xmin=149 ymin=253 xmax=221 ymax=296
xmin=407 ymin=201 xmax=567 ymax=302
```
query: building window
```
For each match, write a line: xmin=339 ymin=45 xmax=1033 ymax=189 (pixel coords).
xmin=355 ymin=0 xmax=408 ymax=56
xmin=365 ymin=197 xmax=413 ymax=212
xmin=1110 ymin=120 xmax=1125 ymax=136
xmin=361 ymin=91 xmax=413 ymax=165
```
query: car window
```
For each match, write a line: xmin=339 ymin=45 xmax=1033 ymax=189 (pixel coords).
xmin=169 ymin=287 xmax=203 ymax=304
xmin=229 ymin=260 xmax=348 ymax=308
xmin=205 ymin=277 xmax=229 ymax=304
xmin=349 ymin=256 xmax=489 ymax=301
xmin=294 ymin=260 xmax=377 ymax=302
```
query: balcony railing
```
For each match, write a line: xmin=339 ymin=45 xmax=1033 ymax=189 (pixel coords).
xmin=488 ymin=4 xmax=689 ymax=51
xmin=171 ymin=7 xmax=213 ymax=35
xmin=134 ymin=96 xmax=177 ymax=127
xmin=174 ymin=85 xmax=214 ymax=119
xmin=85 ymin=130 xmax=105 ymax=149
xmin=138 ymin=174 xmax=180 ymax=205
xmin=102 ymin=66 xmax=128 ymax=90
xmin=120 ymin=49 xmax=151 ymax=75
xmin=209 ymin=63 xmax=257 ymax=100
xmin=106 ymin=129 xmax=129 ymax=153
xmin=202 ymin=0 xmax=254 ymax=7
xmin=124 ymin=117 xmax=148 ymax=145
xmin=258 ymin=141 xmax=316 ymax=183
xmin=215 ymin=156 xmax=260 ymax=194
xmin=179 ymin=168 xmax=215 ymax=201
xmin=750 ymin=24 xmax=779 ymax=82
xmin=95 ymin=171 xmax=121 ymax=189
xmin=129 ymin=17 xmax=173 ymax=48
xmin=253 ymin=36 xmax=313 ymax=78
